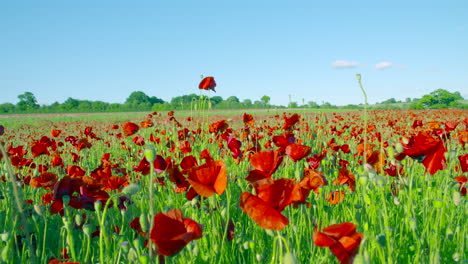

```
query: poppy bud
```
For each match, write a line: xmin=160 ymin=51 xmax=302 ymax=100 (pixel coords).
xmin=248 ymin=241 xmax=255 ymax=250
xmin=242 ymin=241 xmax=249 ymax=250
xmin=34 ymin=204 xmax=45 ymax=217
xmin=128 ymin=248 xmax=138 ymax=263
xmin=75 ymin=214 xmax=83 ymax=226
xmin=265 ymin=230 xmax=275 ymax=237
xmin=144 ymin=146 xmax=157 ymax=163
xmin=256 ymin=254 xmax=262 ymax=262
xmin=356 ymin=74 xmax=362 ymax=82
xmin=353 ymin=254 xmax=365 ymax=264
xmin=452 ymin=190 xmax=461 ymax=206
xmin=139 ymin=214 xmax=149 ymax=233
xmin=408 ymin=218 xmax=417 ymax=230
xmin=0 ymin=232 xmax=10 ymax=242
xmin=139 ymin=255 xmax=149 ymax=264
xmin=453 ymin=253 xmax=460 ymax=262
xmin=432 ymin=199 xmax=444 ymax=208
xmin=122 ymin=184 xmax=140 ymax=196
xmin=358 ymin=176 xmax=368 ymax=185
xmin=446 ymin=227 xmax=454 ymax=240
xmin=94 ymin=200 xmax=102 ymax=211
xmin=192 ymin=244 xmax=200 ymax=256
xmin=1 ymin=246 xmax=9 ymax=263
xmin=83 ymin=224 xmax=91 ymax=236
xmin=283 ymin=252 xmax=298 ymax=264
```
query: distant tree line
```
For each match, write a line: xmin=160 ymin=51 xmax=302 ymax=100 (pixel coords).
xmin=0 ymin=89 xmax=466 ymax=114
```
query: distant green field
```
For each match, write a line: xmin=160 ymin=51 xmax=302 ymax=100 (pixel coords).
xmin=0 ymin=108 xmax=357 ymax=127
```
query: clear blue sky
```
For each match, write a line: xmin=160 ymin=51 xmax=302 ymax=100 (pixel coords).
xmin=1 ymin=0 xmax=467 ymax=106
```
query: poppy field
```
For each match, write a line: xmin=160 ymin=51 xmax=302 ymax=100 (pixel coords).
xmin=0 ymin=108 xmax=467 ymax=264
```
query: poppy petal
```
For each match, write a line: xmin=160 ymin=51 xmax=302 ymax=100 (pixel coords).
xmin=322 ymin=222 xmax=357 ymax=239
xmin=239 ymin=192 xmax=289 ymax=230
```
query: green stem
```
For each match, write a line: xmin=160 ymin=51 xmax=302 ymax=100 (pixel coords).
xmin=148 ymin=162 xmax=155 ymax=261
xmin=0 ymin=143 xmax=37 ymax=264
xmin=99 ymin=194 xmax=118 ymax=264
xmin=356 ymin=74 xmax=368 ymax=164
xmin=62 ymin=202 xmax=77 ymax=261
xmin=40 ymin=217 xmax=47 ymax=263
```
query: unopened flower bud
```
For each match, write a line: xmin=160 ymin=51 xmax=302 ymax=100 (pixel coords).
xmin=122 ymin=184 xmax=140 ymax=196
xmin=144 ymin=146 xmax=157 ymax=163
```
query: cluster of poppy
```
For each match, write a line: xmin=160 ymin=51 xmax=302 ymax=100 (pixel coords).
xmin=1 ymin=107 xmax=467 ymax=263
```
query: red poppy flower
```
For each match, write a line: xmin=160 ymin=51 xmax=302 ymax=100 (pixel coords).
xmin=226 ymin=136 xmax=242 ymax=159
xmin=313 ymin=222 xmax=364 ymax=264
xmin=66 ymin=165 xmax=86 ymax=177
xmin=30 ymin=172 xmax=58 ymax=190
xmin=50 ymin=154 xmax=64 ymax=167
xmin=132 ymin=136 xmax=145 ymax=146
xmin=402 ymin=132 xmax=447 ymax=175
xmin=167 ymin=166 xmax=190 ymax=193
xmin=299 ymin=169 xmax=328 ymax=195
xmin=327 ymin=191 xmax=346 ymax=204
xmin=8 ymin=145 xmax=28 ymax=157
xmin=186 ymin=160 xmax=227 ymax=197
xmin=101 ymin=176 xmax=129 ymax=191
xmin=150 ymin=209 xmax=203 ymax=256
xmin=180 ymin=155 xmax=198 ymax=171
xmin=149 ymin=134 xmax=161 ymax=144
xmin=130 ymin=217 xmax=147 ymax=237
xmin=31 ymin=141 xmax=50 ymax=157
xmin=272 ymin=131 xmax=296 ymax=148
xmin=243 ymin=113 xmax=255 ymax=125
xmin=200 ymin=149 xmax=214 ymax=163
xmin=444 ymin=121 xmax=459 ymax=132
xmin=454 ymin=176 xmax=467 ymax=196
xmin=412 ymin=120 xmax=423 ymax=129
xmin=50 ymin=129 xmax=62 ymax=137
xmin=48 ymin=258 xmax=79 ymax=264
xmin=140 ymin=119 xmax=154 ymax=128
xmin=245 ymin=150 xmax=284 ymax=183
xmin=285 ymin=143 xmax=311 ymax=162
xmin=333 ymin=168 xmax=356 ymax=192
xmin=76 ymin=138 xmax=92 ymax=151
xmin=122 ymin=122 xmax=139 ymax=137
xmin=306 ymin=151 xmax=327 ymax=170
xmin=283 ymin=113 xmax=300 ymax=130
xmin=239 ymin=178 xmax=297 ymax=230
xmin=209 ymin=120 xmax=228 ymax=134
xmin=458 ymin=154 xmax=468 ymax=173
xmin=179 ymin=140 xmax=192 ymax=154
xmin=198 ymin=76 xmax=216 ymax=92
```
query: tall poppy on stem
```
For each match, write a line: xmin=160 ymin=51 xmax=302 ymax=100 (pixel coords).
xmin=313 ymin=222 xmax=364 ymax=264
xmin=199 ymin=76 xmax=216 ymax=92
